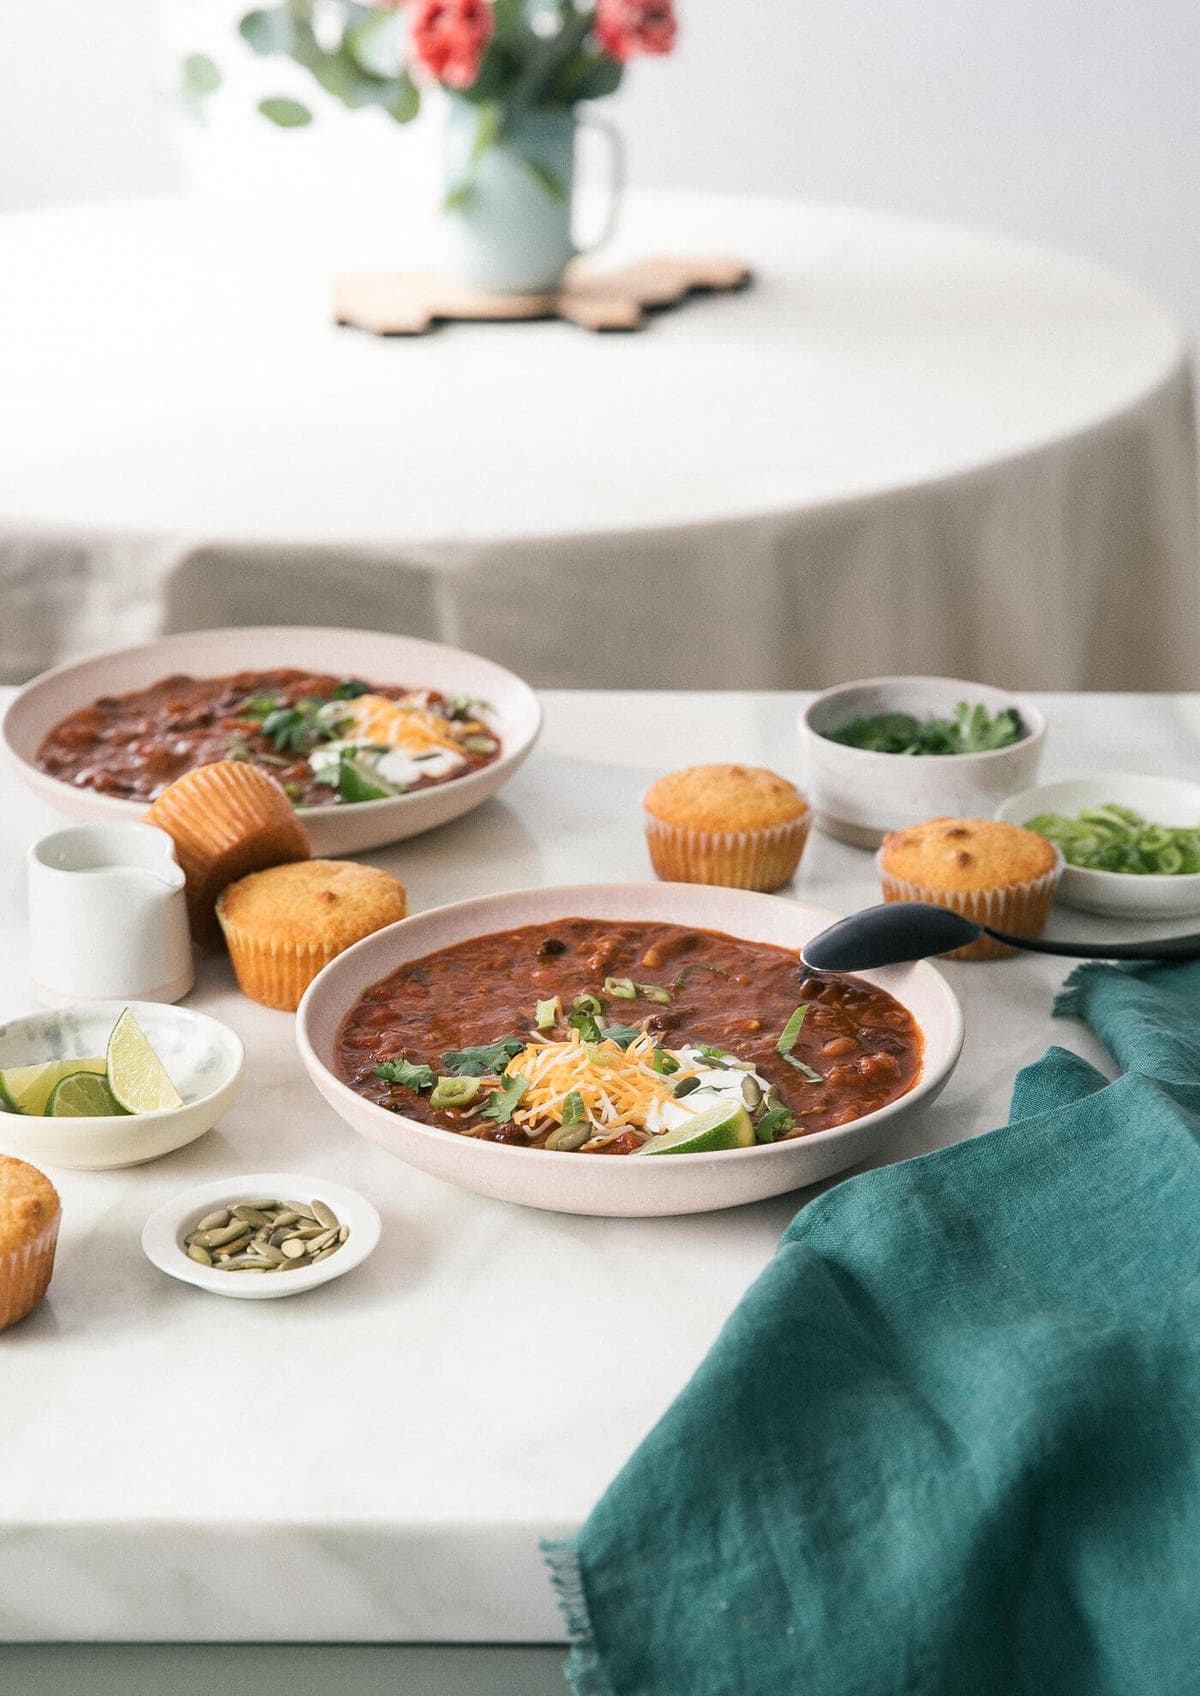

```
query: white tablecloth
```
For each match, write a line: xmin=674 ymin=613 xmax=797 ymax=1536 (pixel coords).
xmin=0 ymin=194 xmax=1195 ymax=688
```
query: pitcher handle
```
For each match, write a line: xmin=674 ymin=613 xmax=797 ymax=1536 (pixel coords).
xmin=573 ymin=114 xmax=625 ymax=258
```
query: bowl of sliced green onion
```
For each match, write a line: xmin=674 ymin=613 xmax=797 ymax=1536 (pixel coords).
xmin=997 ymin=776 xmax=1200 ymax=917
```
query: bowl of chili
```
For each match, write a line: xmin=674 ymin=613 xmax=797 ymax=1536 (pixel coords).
xmin=2 ymin=626 xmax=542 ymax=856
xmin=295 ymin=883 xmax=964 ymax=1217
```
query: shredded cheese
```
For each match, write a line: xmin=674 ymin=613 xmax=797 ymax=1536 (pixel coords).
xmin=338 ymin=694 xmax=476 ymax=756
xmin=510 ymin=1030 xmax=679 ymax=1136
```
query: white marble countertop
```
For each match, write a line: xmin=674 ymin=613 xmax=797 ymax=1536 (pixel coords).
xmin=2 ymin=688 xmax=1197 ymax=1643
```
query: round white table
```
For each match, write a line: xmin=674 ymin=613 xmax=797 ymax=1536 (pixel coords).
xmin=0 ymin=192 xmax=1194 ymax=688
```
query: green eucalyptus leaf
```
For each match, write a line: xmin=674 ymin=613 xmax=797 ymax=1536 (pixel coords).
xmin=471 ymin=101 xmax=504 ymax=164
xmin=183 ymin=52 xmax=222 ymax=96
xmin=238 ymin=8 xmax=294 ymax=57
xmin=492 ymin=0 xmax=527 ymax=35
xmin=386 ymin=70 xmax=421 ymax=124
xmin=517 ymin=154 xmax=566 ymax=201
xmin=567 ymin=54 xmax=624 ymax=101
xmin=345 ymin=7 xmax=406 ymax=80
xmin=257 ymin=95 xmax=314 ymax=128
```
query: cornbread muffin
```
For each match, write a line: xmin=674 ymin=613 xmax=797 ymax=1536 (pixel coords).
xmin=644 ymin=764 xmax=810 ymax=892
xmin=878 ymin=817 xmax=1062 ymax=960
xmin=217 ymin=859 xmax=408 ymax=1011
xmin=0 ymin=1156 xmax=61 ymax=1332
xmin=144 ymin=761 xmax=311 ymax=947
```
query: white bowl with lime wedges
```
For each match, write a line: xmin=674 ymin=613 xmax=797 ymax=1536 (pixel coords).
xmin=0 ymin=1003 xmax=244 ymax=1170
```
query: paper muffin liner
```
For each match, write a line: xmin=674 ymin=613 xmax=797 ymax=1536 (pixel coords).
xmin=214 ymin=914 xmax=344 ymax=1013
xmin=0 ymin=1209 xmax=60 ymax=1333
xmin=145 ymin=762 xmax=311 ymax=947
xmin=644 ymin=812 xmax=810 ymax=893
xmin=876 ymin=857 xmax=1063 ymax=961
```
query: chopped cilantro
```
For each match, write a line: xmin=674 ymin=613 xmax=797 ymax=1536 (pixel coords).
xmin=567 ymin=1008 xmax=604 ymax=1043
xmin=480 ymin=1073 xmax=529 ymax=1125
xmin=375 ymin=1057 xmax=436 ymax=1092
xmin=600 ymin=1022 xmax=641 ymax=1050
xmin=561 ymin=1091 xmax=586 ymax=1126
xmin=442 ymin=1036 xmax=526 ymax=1077
xmin=824 ymin=702 xmax=1026 ymax=756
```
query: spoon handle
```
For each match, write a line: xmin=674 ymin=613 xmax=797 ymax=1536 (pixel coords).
xmin=985 ymin=926 xmax=1200 ymax=961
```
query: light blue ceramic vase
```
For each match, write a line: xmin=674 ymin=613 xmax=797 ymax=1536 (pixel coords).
xmin=443 ymin=99 xmax=622 ymax=294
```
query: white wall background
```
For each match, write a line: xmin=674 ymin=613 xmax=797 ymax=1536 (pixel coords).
xmin=1 ymin=0 xmax=1198 ymax=336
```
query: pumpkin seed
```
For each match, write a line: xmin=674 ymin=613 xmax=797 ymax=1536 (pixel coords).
xmin=741 ymin=1076 xmax=762 ymax=1110
xmin=197 ymin=1220 xmax=251 ymax=1249
xmin=231 ymin=1205 xmax=273 ymax=1227
xmin=186 ymin=1197 xmax=346 ymax=1275
xmin=545 ymin=1122 xmax=590 ymax=1152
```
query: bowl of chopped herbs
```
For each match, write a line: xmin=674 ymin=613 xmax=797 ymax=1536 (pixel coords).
xmin=799 ymin=676 xmax=1045 ymax=848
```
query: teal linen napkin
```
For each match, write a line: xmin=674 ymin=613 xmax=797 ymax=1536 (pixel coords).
xmin=545 ymin=960 xmax=1200 ymax=1695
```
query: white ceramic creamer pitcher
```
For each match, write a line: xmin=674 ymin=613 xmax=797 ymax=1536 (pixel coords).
xmin=28 ymin=824 xmax=194 ymax=1005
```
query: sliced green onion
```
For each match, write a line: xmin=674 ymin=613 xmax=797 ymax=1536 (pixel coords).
xmin=430 ymin=1076 xmax=482 ymax=1110
xmin=535 ymin=996 xmax=561 ymax=1030
xmin=651 ymin=1048 xmax=680 ymax=1075
xmin=604 ymin=977 xmax=638 ymax=1000
xmin=573 ymin=993 xmax=605 ymax=1017
xmin=776 ymin=1005 xmax=810 ymax=1057
xmin=756 ymin=1105 xmax=795 ymax=1143
xmin=462 ymin=734 xmax=497 ymax=755
xmin=635 ymin=983 xmax=671 ymax=1004
xmin=1025 ymin=805 xmax=1200 ymax=876
xmin=776 ymin=1005 xmax=823 ymax=1084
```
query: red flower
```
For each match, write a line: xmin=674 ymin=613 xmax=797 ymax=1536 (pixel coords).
xmin=595 ymin=0 xmax=677 ymax=63
xmin=410 ymin=0 xmax=494 ymax=90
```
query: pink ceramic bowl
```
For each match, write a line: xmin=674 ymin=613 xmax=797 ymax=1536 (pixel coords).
xmin=295 ymin=882 xmax=964 ymax=1218
xmin=2 ymin=626 xmax=541 ymax=856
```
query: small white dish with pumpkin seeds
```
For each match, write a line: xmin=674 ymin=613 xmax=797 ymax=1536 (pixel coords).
xmin=141 ymin=1171 xmax=381 ymax=1300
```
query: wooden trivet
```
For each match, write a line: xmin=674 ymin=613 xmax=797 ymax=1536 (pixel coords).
xmin=333 ymin=256 xmax=752 ymax=335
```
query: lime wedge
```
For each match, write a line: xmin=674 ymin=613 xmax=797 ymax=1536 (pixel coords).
xmin=338 ymin=757 xmax=397 ymax=804
xmin=106 ymin=1009 xmax=184 ymax=1114
xmin=638 ymin=1101 xmax=754 ymax=1156
xmin=47 ymin=1071 xmax=125 ymax=1117
xmin=0 ymin=1057 xmax=106 ymax=1116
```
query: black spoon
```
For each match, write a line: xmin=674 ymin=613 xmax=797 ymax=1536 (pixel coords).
xmin=801 ymin=902 xmax=1200 ymax=972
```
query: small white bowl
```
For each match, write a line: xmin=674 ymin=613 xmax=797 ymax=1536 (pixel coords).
xmin=997 ymin=775 xmax=1200 ymax=918
xmin=0 ymin=1000 xmax=243 ymax=1170
xmin=141 ymin=1171 xmax=381 ymax=1300
xmin=295 ymin=882 xmax=964 ymax=1219
xmin=800 ymin=675 xmax=1045 ymax=848
xmin=2 ymin=625 xmax=541 ymax=856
